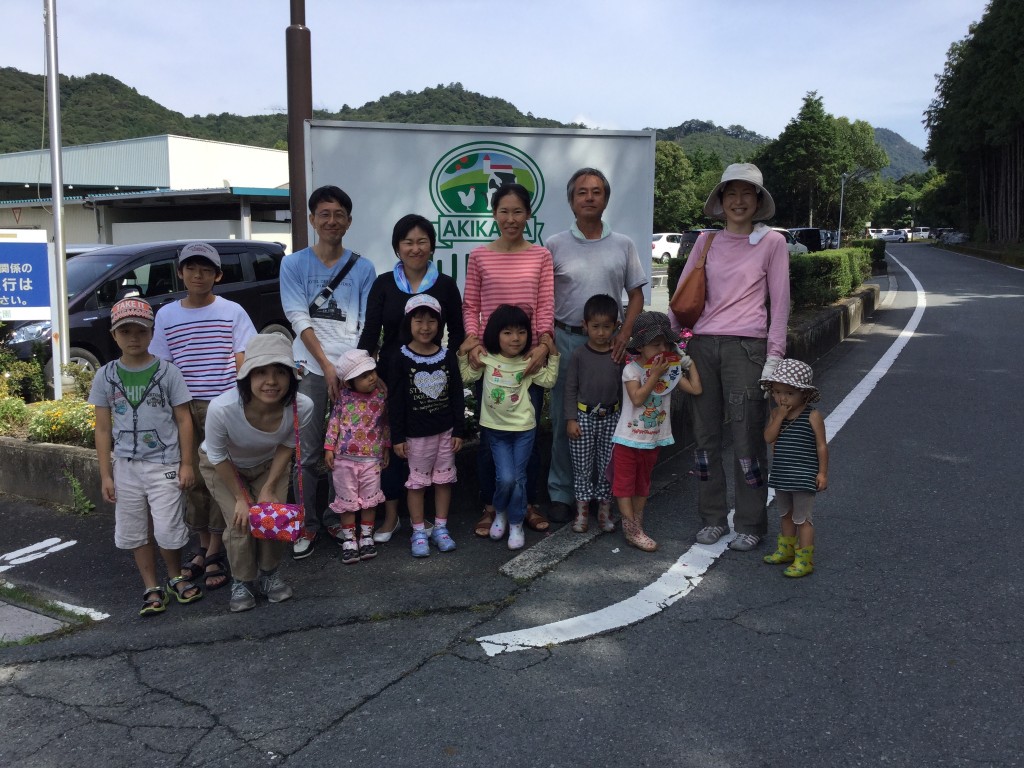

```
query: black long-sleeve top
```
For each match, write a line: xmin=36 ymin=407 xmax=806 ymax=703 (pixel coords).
xmin=385 ymin=345 xmax=466 ymax=444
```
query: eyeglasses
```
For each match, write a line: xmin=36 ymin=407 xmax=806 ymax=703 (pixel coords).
xmin=314 ymin=210 xmax=350 ymax=223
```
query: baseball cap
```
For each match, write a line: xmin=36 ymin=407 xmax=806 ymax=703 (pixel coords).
xmin=110 ymin=297 xmax=155 ymax=331
xmin=178 ymin=242 xmax=222 ymax=268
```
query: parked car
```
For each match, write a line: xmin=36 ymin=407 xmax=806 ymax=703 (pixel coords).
xmin=878 ymin=230 xmax=908 ymax=243
xmin=677 ymin=228 xmax=722 ymax=260
xmin=911 ymin=227 xmax=930 ymax=240
xmin=651 ymin=233 xmax=683 ymax=263
xmin=771 ymin=228 xmax=810 ymax=256
xmin=1 ymin=240 xmax=291 ymax=382
xmin=938 ymin=230 xmax=968 ymax=244
xmin=788 ymin=227 xmax=825 ymax=252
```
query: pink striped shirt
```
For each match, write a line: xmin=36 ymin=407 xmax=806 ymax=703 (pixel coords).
xmin=462 ymin=244 xmax=555 ymax=340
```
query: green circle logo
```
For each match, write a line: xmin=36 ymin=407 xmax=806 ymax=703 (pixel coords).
xmin=430 ymin=142 xmax=545 ymax=216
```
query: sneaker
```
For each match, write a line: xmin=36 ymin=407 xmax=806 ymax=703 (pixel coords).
xmin=695 ymin=525 xmax=729 ymax=545
xmin=358 ymin=536 xmax=378 ymax=561
xmin=507 ymin=523 xmax=525 ymax=550
xmin=430 ymin=525 xmax=457 ymax=553
xmin=410 ymin=529 xmax=430 ymax=558
xmin=729 ymin=533 xmax=762 ymax=552
xmin=341 ymin=538 xmax=360 ymax=564
xmin=229 ymin=580 xmax=256 ymax=613
xmin=292 ymin=529 xmax=316 ymax=560
xmin=489 ymin=511 xmax=508 ymax=540
xmin=257 ymin=570 xmax=293 ymax=604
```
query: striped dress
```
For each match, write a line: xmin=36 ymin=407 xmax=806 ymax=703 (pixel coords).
xmin=768 ymin=407 xmax=819 ymax=493
xmin=462 ymin=244 xmax=554 ymax=340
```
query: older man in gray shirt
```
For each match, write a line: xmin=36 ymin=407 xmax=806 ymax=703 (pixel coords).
xmin=546 ymin=168 xmax=647 ymax=522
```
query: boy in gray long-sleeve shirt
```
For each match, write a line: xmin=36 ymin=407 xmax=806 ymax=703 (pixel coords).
xmin=564 ymin=294 xmax=623 ymax=533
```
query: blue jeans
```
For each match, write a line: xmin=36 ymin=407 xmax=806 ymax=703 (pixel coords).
xmin=484 ymin=427 xmax=535 ymax=526
xmin=476 ymin=382 xmax=542 ymax=507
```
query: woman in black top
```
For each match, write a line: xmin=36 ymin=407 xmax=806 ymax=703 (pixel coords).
xmin=357 ymin=214 xmax=464 ymax=540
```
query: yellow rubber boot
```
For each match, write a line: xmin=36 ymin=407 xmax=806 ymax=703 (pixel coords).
xmin=763 ymin=535 xmax=797 ymax=564
xmin=783 ymin=545 xmax=814 ymax=577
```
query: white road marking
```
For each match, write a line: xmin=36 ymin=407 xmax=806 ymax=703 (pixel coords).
xmin=51 ymin=601 xmax=110 ymax=621
xmin=0 ymin=538 xmax=78 ymax=573
xmin=478 ymin=256 xmax=927 ymax=656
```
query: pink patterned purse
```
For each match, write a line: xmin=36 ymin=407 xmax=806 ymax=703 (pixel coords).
xmin=235 ymin=401 xmax=305 ymax=543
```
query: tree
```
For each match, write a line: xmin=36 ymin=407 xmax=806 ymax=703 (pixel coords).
xmin=653 ymin=141 xmax=699 ymax=231
xmin=925 ymin=0 xmax=1024 ymax=242
xmin=754 ymin=92 xmax=887 ymax=230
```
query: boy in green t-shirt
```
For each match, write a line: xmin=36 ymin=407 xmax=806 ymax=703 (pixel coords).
xmin=87 ymin=297 xmax=202 ymax=616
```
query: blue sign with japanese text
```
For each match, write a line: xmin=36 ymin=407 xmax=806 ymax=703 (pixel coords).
xmin=0 ymin=232 xmax=50 ymax=321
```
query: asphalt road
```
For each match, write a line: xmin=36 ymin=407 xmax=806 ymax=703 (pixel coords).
xmin=2 ymin=243 xmax=1022 ymax=767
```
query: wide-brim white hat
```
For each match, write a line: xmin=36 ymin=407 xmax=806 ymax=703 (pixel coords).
xmin=703 ymin=163 xmax=776 ymax=222
xmin=236 ymin=334 xmax=297 ymax=380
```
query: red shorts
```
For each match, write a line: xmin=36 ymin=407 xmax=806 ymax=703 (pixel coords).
xmin=611 ymin=443 xmax=660 ymax=498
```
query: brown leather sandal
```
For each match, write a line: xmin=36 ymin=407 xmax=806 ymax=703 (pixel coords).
xmin=474 ymin=508 xmax=496 ymax=538
xmin=525 ymin=504 xmax=550 ymax=532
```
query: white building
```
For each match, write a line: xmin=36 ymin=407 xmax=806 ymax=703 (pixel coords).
xmin=0 ymin=135 xmax=293 ymax=251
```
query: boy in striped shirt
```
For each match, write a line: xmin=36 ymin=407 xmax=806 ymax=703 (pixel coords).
xmin=150 ymin=241 xmax=256 ymax=591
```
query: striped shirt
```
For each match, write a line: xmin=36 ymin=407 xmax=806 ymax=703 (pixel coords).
xmin=150 ymin=296 xmax=256 ymax=400
xmin=768 ymin=407 xmax=819 ymax=493
xmin=462 ymin=244 xmax=554 ymax=340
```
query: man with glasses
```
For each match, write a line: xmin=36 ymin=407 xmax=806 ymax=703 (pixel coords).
xmin=280 ymin=185 xmax=377 ymax=559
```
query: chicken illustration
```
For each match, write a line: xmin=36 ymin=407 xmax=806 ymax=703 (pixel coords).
xmin=457 ymin=186 xmax=477 ymax=210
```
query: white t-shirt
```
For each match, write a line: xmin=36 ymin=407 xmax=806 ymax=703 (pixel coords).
xmin=202 ymin=390 xmax=314 ymax=468
xmin=611 ymin=361 xmax=675 ymax=449
xmin=150 ymin=296 xmax=256 ymax=400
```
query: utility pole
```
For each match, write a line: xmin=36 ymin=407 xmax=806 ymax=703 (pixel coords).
xmin=286 ymin=0 xmax=312 ymax=251
xmin=837 ymin=172 xmax=849 ymax=250
xmin=44 ymin=0 xmax=69 ymax=399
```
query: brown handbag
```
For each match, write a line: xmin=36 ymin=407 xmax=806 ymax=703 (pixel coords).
xmin=669 ymin=232 xmax=716 ymax=329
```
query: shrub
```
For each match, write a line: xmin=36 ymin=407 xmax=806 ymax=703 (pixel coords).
xmin=62 ymin=363 xmax=96 ymax=400
xmin=0 ymin=396 xmax=29 ymax=435
xmin=0 ymin=353 xmax=45 ymax=403
xmin=27 ymin=399 xmax=96 ymax=448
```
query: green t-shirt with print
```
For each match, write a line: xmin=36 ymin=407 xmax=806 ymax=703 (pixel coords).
xmin=116 ymin=360 xmax=159 ymax=407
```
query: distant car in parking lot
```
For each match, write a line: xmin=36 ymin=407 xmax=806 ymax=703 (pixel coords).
xmin=1 ymin=239 xmax=291 ymax=381
xmin=938 ymin=230 xmax=968 ymax=244
xmin=772 ymin=228 xmax=810 ymax=255
xmin=651 ymin=233 xmax=683 ymax=263
xmin=912 ymin=227 xmax=930 ymax=240
xmin=877 ymin=230 xmax=908 ymax=243
xmin=677 ymin=228 xmax=722 ymax=260
xmin=788 ymin=227 xmax=826 ymax=252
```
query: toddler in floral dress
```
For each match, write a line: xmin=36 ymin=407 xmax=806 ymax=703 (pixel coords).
xmin=324 ymin=349 xmax=390 ymax=564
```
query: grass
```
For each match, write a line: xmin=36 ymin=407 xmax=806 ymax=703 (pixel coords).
xmin=0 ymin=579 xmax=95 ymax=647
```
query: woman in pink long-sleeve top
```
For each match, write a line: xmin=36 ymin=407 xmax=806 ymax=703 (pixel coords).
xmin=675 ymin=164 xmax=790 ymax=553
xmin=462 ymin=183 xmax=556 ymax=537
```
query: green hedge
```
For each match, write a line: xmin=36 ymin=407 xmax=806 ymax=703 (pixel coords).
xmin=667 ymin=246 xmax=871 ymax=310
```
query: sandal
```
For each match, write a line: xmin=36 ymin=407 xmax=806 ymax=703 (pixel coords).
xmin=203 ymin=550 xmax=229 ymax=591
xmin=181 ymin=547 xmax=206 ymax=581
xmin=166 ymin=575 xmax=203 ymax=604
xmin=474 ymin=507 xmax=496 ymax=538
xmin=525 ymin=504 xmax=550 ymax=532
xmin=139 ymin=586 xmax=168 ymax=617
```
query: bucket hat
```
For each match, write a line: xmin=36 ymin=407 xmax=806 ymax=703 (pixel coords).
xmin=110 ymin=297 xmax=154 ymax=331
xmin=627 ymin=311 xmax=680 ymax=352
xmin=335 ymin=349 xmax=376 ymax=382
xmin=760 ymin=358 xmax=820 ymax=403
xmin=703 ymin=163 xmax=776 ymax=221
xmin=236 ymin=334 xmax=297 ymax=380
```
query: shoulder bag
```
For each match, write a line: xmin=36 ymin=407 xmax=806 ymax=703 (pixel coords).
xmin=309 ymin=251 xmax=361 ymax=314
xmin=669 ymin=232 xmax=716 ymax=329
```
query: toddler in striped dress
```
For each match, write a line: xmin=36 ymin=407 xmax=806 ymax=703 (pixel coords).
xmin=761 ymin=359 xmax=829 ymax=578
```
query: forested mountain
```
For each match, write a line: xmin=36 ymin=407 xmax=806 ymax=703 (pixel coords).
xmin=655 ymin=119 xmax=771 ymax=163
xmin=874 ymin=127 xmax=929 ymax=179
xmin=1 ymin=67 xmax=924 ymax=183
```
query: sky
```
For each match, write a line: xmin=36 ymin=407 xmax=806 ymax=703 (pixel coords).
xmin=4 ymin=0 xmax=990 ymax=152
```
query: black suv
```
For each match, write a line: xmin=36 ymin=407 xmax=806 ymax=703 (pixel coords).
xmin=2 ymin=240 xmax=291 ymax=376
xmin=678 ymin=228 xmax=722 ymax=260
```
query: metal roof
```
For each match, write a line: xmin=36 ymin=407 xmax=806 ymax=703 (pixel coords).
xmin=0 ymin=187 xmax=288 ymax=209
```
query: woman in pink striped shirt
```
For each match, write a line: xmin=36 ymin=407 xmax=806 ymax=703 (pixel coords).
xmin=463 ymin=183 xmax=556 ymax=537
